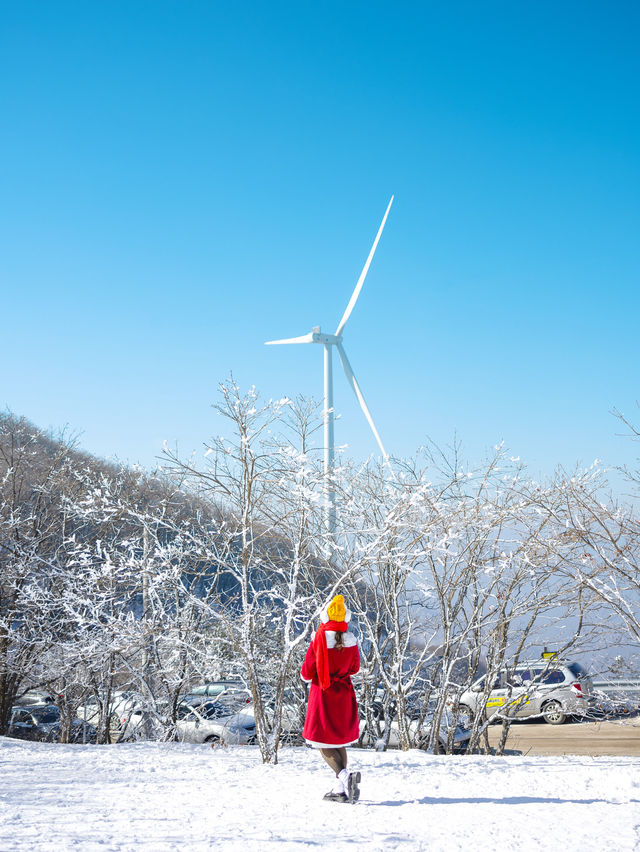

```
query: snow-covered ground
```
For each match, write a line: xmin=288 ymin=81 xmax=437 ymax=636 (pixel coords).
xmin=1 ymin=737 xmax=638 ymax=851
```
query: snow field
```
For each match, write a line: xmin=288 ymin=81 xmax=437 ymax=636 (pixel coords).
xmin=1 ymin=737 xmax=639 ymax=851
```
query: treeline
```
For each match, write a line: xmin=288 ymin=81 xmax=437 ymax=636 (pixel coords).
xmin=1 ymin=386 xmax=639 ymax=762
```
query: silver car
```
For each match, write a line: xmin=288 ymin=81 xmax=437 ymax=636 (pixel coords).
xmin=359 ymin=706 xmax=471 ymax=752
xmin=76 ymin=691 xmax=140 ymax=737
xmin=120 ymin=699 xmax=257 ymax=744
xmin=457 ymin=660 xmax=595 ymax=725
xmin=175 ymin=700 xmax=257 ymax=745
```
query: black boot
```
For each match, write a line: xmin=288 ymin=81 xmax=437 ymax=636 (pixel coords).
xmin=346 ymin=771 xmax=361 ymax=803
xmin=323 ymin=790 xmax=348 ymax=803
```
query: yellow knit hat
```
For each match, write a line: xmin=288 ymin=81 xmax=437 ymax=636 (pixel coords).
xmin=326 ymin=594 xmax=346 ymax=622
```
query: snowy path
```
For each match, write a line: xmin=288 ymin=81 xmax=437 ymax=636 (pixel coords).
xmin=1 ymin=737 xmax=639 ymax=851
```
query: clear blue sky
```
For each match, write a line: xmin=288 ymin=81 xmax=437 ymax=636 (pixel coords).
xmin=2 ymin=2 xmax=639 ymax=484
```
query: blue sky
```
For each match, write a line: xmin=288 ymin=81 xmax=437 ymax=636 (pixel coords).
xmin=2 ymin=2 xmax=639 ymax=485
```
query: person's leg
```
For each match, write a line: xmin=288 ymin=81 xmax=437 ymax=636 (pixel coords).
xmin=336 ymin=749 xmax=360 ymax=803
xmin=320 ymin=748 xmax=348 ymax=800
xmin=320 ymin=748 xmax=345 ymax=777
xmin=337 ymin=747 xmax=347 ymax=771
xmin=319 ymin=748 xmax=360 ymax=803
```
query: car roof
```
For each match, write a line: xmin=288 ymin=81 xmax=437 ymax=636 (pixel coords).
xmin=12 ymin=704 xmax=60 ymax=716
xmin=473 ymin=660 xmax=576 ymax=678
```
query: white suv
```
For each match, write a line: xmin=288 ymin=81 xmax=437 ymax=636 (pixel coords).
xmin=458 ymin=660 xmax=594 ymax=725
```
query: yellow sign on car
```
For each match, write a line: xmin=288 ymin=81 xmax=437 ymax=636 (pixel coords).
xmin=485 ymin=696 xmax=531 ymax=709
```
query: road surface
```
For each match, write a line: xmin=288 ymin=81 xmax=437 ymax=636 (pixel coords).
xmin=486 ymin=715 xmax=640 ymax=755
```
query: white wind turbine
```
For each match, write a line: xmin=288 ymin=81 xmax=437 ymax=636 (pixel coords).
xmin=265 ymin=196 xmax=394 ymax=538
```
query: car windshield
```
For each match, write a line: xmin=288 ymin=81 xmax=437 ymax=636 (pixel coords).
xmin=177 ymin=706 xmax=197 ymax=721
xmin=567 ymin=663 xmax=587 ymax=678
xmin=216 ymin=693 xmax=250 ymax=711
xmin=13 ymin=710 xmax=32 ymax=723
xmin=198 ymin=702 xmax=228 ymax=720
xmin=31 ymin=707 xmax=60 ymax=723
xmin=483 ymin=672 xmax=505 ymax=690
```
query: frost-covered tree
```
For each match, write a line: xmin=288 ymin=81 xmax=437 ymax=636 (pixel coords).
xmin=332 ymin=444 xmax=612 ymax=755
xmin=162 ymin=382 xmax=343 ymax=763
xmin=0 ymin=415 xmax=84 ymax=733
xmin=55 ymin=463 xmax=234 ymax=743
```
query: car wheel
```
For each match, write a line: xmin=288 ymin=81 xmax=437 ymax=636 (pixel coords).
xmin=415 ymin=732 xmax=430 ymax=750
xmin=204 ymin=734 xmax=220 ymax=744
xmin=542 ymin=700 xmax=566 ymax=725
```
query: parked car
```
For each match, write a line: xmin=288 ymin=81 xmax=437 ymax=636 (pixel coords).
xmin=174 ymin=700 xmax=257 ymax=745
xmin=358 ymin=698 xmax=471 ymax=753
xmin=119 ymin=690 xmax=302 ymax=744
xmin=117 ymin=699 xmax=256 ymax=744
xmin=9 ymin=705 xmax=97 ymax=743
xmin=457 ymin=659 xmax=595 ymax=725
xmin=587 ymin=689 xmax=640 ymax=720
xmin=13 ymin=688 xmax=59 ymax=706
xmin=222 ymin=696 xmax=303 ymax=745
xmin=76 ymin=691 xmax=140 ymax=734
xmin=181 ymin=681 xmax=250 ymax=708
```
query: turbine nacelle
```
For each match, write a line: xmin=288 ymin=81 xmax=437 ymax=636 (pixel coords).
xmin=265 ymin=327 xmax=343 ymax=347
xmin=311 ymin=328 xmax=342 ymax=345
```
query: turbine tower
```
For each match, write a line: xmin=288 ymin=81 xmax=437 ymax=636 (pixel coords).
xmin=265 ymin=196 xmax=394 ymax=539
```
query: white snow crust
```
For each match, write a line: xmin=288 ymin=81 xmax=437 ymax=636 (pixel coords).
xmin=1 ymin=737 xmax=638 ymax=851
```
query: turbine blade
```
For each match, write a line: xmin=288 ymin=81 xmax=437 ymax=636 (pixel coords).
xmin=265 ymin=333 xmax=314 ymax=345
xmin=336 ymin=343 xmax=394 ymax=476
xmin=335 ymin=195 xmax=394 ymax=337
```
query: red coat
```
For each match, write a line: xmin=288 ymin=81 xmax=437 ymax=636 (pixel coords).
xmin=301 ymin=630 xmax=360 ymax=747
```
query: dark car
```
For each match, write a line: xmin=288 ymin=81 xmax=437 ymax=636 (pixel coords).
xmin=9 ymin=705 xmax=97 ymax=743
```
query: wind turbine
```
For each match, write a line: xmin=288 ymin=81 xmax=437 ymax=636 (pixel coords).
xmin=265 ymin=196 xmax=394 ymax=538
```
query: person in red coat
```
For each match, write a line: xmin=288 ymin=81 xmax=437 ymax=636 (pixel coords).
xmin=301 ymin=594 xmax=361 ymax=803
